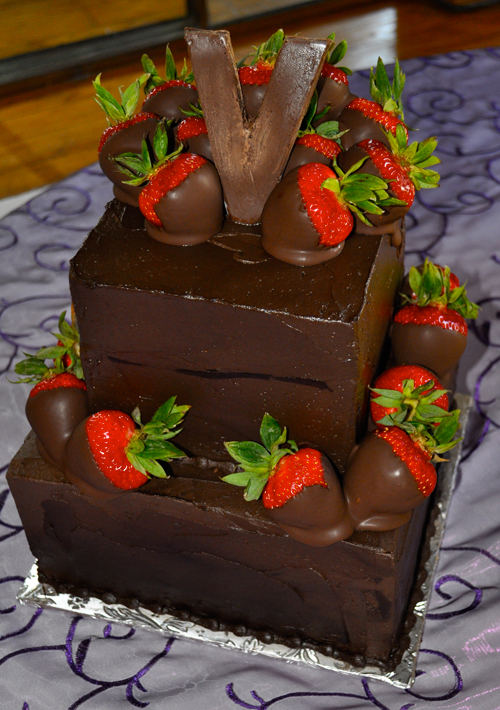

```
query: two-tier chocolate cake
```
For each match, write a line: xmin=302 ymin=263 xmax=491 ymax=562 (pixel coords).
xmin=8 ymin=27 xmax=468 ymax=669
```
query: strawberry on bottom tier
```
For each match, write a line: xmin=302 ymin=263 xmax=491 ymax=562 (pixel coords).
xmin=26 ymin=374 xmax=88 ymax=471
xmin=391 ymin=319 xmax=467 ymax=389
xmin=64 ymin=416 xmax=141 ymax=500
xmin=344 ymin=429 xmax=428 ymax=532
xmin=265 ymin=453 xmax=354 ymax=546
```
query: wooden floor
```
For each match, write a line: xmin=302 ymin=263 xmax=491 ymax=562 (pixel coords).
xmin=2 ymin=0 xmax=500 ymax=199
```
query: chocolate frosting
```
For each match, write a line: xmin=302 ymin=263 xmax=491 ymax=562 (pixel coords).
xmin=338 ymin=108 xmax=391 ymax=151
xmin=142 ymin=85 xmax=199 ymax=122
xmin=261 ymin=167 xmax=346 ymax=265
xmin=185 ymin=29 xmax=330 ymax=224
xmin=25 ymin=387 xmax=89 ymax=470
xmin=266 ymin=455 xmax=355 ymax=546
xmin=99 ymin=117 xmax=158 ymax=207
xmin=391 ymin=321 xmax=467 ymax=383
xmin=145 ymin=161 xmax=224 ymax=245
xmin=344 ymin=433 xmax=426 ymax=531
xmin=283 ymin=144 xmax=332 ymax=176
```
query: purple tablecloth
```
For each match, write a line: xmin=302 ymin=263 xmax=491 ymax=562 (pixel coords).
xmin=1 ymin=48 xmax=500 ymax=709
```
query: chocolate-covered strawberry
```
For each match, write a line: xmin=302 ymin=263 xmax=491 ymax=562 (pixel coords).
xmin=345 ymin=410 xmax=460 ymax=532
xmin=14 ymin=311 xmax=87 ymax=470
xmin=284 ymin=91 xmax=347 ymax=175
xmin=370 ymin=365 xmax=449 ymax=429
xmin=114 ymin=120 xmax=224 ymax=245
xmin=94 ymin=73 xmax=158 ymax=207
xmin=315 ymin=33 xmax=356 ymax=122
xmin=391 ymin=259 xmax=479 ymax=387
xmin=175 ymin=103 xmax=212 ymax=161
xmin=339 ymin=127 xmax=440 ymax=226
xmin=141 ymin=46 xmax=198 ymax=122
xmin=223 ymin=414 xmax=353 ymax=546
xmin=262 ymin=159 xmax=402 ymax=266
xmin=64 ymin=396 xmax=189 ymax=500
xmin=338 ymin=58 xmax=407 ymax=150
xmin=237 ymin=29 xmax=285 ymax=118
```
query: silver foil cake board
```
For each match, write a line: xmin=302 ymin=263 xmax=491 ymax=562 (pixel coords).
xmin=17 ymin=394 xmax=471 ymax=689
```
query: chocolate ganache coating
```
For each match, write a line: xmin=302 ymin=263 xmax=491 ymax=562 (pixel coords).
xmin=145 ymin=161 xmax=224 ymax=245
xmin=241 ymin=83 xmax=268 ymax=119
xmin=391 ymin=322 xmax=467 ymax=384
xmin=142 ymin=85 xmax=199 ymax=122
xmin=315 ymin=78 xmax=357 ymax=123
xmin=99 ymin=117 xmax=159 ymax=207
xmin=283 ymin=143 xmax=332 ymax=176
xmin=338 ymin=107 xmax=391 ymax=151
xmin=344 ymin=433 xmax=426 ymax=532
xmin=184 ymin=133 xmax=213 ymax=162
xmin=266 ymin=455 xmax=355 ymax=546
xmin=261 ymin=167 xmax=345 ymax=266
xmin=25 ymin=387 xmax=89 ymax=471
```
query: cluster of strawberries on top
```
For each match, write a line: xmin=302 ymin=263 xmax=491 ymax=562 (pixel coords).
xmin=94 ymin=31 xmax=440 ymax=262
xmin=222 ymin=260 xmax=479 ymax=545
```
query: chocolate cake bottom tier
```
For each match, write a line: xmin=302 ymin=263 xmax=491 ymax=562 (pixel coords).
xmin=8 ymin=433 xmax=429 ymax=666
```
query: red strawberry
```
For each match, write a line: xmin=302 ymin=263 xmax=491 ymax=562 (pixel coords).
xmin=344 ymin=409 xmax=460 ymax=531
xmin=370 ymin=365 xmax=448 ymax=429
xmin=315 ymin=34 xmax=357 ymax=122
xmin=223 ymin=414 xmax=354 ymax=546
xmin=338 ymin=58 xmax=408 ymax=150
xmin=391 ymin=259 xmax=479 ymax=385
xmin=262 ymin=160 xmax=399 ymax=265
xmin=284 ymin=90 xmax=347 ymax=176
xmin=176 ymin=116 xmax=212 ymax=162
xmin=93 ymin=73 xmax=159 ymax=206
xmin=113 ymin=121 xmax=224 ymax=245
xmin=26 ymin=373 xmax=88 ymax=471
xmin=140 ymin=47 xmax=198 ymax=121
xmin=237 ymin=30 xmax=285 ymax=117
xmin=64 ymin=397 xmax=189 ymax=499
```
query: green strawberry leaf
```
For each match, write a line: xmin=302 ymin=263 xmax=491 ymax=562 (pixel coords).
xmin=165 ymin=45 xmax=177 ymax=81
xmin=244 ymin=474 xmax=269 ymax=501
xmin=260 ymin=413 xmax=283 ymax=451
xmin=434 ymin=409 xmax=460 ymax=444
xmin=224 ymin=441 xmax=270 ymax=467
xmin=139 ymin=458 xmax=168 ymax=477
xmin=222 ymin=472 xmax=253 ymax=487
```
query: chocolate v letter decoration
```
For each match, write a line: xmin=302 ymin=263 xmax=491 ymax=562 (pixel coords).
xmin=185 ymin=29 xmax=330 ymax=225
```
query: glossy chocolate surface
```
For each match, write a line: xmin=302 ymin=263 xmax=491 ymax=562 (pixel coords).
xmin=142 ymin=85 xmax=199 ymax=122
xmin=338 ymin=108 xmax=391 ymax=151
xmin=99 ymin=117 xmax=158 ymax=207
xmin=344 ymin=433 xmax=426 ymax=531
xmin=241 ymin=83 xmax=268 ymax=119
xmin=283 ymin=143 xmax=332 ymax=176
xmin=391 ymin=322 xmax=467 ymax=383
xmin=26 ymin=387 xmax=89 ymax=470
xmin=185 ymin=29 xmax=329 ymax=223
xmin=316 ymin=78 xmax=357 ymax=122
xmin=185 ymin=133 xmax=213 ymax=162
xmin=8 ymin=432 xmax=429 ymax=664
xmin=70 ymin=199 xmax=403 ymax=474
xmin=266 ymin=456 xmax=355 ymax=546
xmin=261 ymin=167 xmax=346 ymax=265
xmin=145 ymin=161 xmax=224 ymax=245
